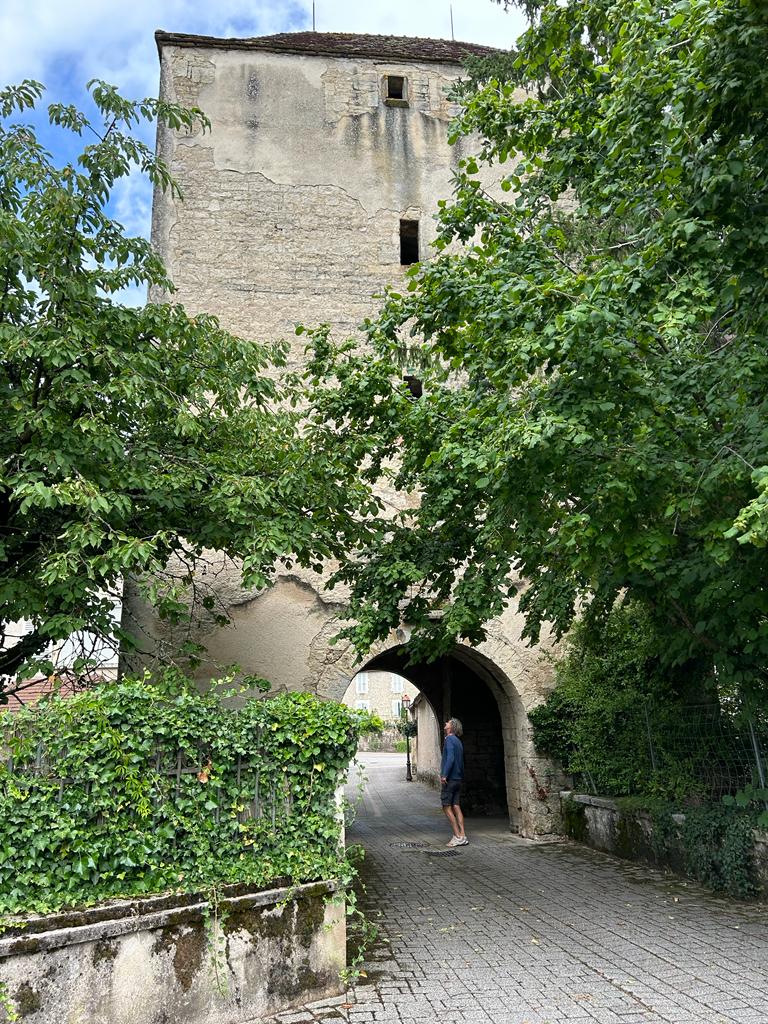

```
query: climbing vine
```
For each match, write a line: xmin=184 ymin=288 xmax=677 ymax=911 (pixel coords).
xmin=677 ymin=806 xmax=757 ymax=898
xmin=0 ymin=984 xmax=17 ymax=1023
xmin=0 ymin=670 xmax=377 ymax=915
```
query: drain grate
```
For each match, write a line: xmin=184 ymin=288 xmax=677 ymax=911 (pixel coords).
xmin=390 ymin=841 xmax=429 ymax=849
xmin=425 ymin=849 xmax=460 ymax=857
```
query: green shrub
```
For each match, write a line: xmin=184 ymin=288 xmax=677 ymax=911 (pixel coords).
xmin=677 ymin=805 xmax=757 ymax=898
xmin=645 ymin=802 xmax=757 ymax=899
xmin=530 ymin=603 xmax=764 ymax=897
xmin=0 ymin=671 xmax=362 ymax=915
xmin=529 ymin=603 xmax=709 ymax=800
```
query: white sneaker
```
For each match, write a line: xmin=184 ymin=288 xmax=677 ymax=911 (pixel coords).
xmin=457 ymin=836 xmax=469 ymax=846
xmin=447 ymin=835 xmax=462 ymax=847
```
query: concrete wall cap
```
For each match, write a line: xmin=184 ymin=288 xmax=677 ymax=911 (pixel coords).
xmin=566 ymin=793 xmax=622 ymax=810
xmin=0 ymin=878 xmax=340 ymax=958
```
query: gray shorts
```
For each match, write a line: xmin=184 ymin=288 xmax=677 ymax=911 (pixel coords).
xmin=440 ymin=779 xmax=462 ymax=807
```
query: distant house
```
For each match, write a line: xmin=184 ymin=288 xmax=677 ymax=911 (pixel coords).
xmin=1 ymin=622 xmax=118 ymax=713
xmin=4 ymin=671 xmax=85 ymax=713
xmin=342 ymin=670 xmax=418 ymax=723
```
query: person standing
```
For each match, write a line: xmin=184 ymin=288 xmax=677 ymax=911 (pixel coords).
xmin=440 ymin=717 xmax=468 ymax=847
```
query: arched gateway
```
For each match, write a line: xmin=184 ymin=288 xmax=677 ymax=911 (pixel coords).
xmin=343 ymin=634 xmax=563 ymax=836
xmin=358 ymin=646 xmax=510 ymax=819
xmin=124 ymin=30 xmax=566 ymax=839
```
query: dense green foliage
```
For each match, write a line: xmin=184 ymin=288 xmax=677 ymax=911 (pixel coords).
xmin=305 ymin=0 xmax=768 ymax=702
xmin=536 ymin=601 xmax=766 ymax=895
xmin=0 ymin=673 xmax=364 ymax=914
xmin=397 ymin=718 xmax=418 ymax=739
xmin=0 ymin=81 xmax=373 ymax=696
xmin=529 ymin=603 xmax=707 ymax=798
xmin=529 ymin=601 xmax=768 ymax=811
xmin=675 ymin=804 xmax=757 ymax=897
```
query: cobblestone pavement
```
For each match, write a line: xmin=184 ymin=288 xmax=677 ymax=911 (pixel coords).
xmin=263 ymin=753 xmax=768 ymax=1024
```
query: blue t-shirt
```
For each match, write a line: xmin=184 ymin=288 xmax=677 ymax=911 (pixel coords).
xmin=440 ymin=733 xmax=464 ymax=781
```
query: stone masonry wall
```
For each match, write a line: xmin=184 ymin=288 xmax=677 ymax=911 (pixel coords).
xmin=154 ymin=46 xmax=476 ymax=372
xmin=125 ymin=35 xmax=563 ymax=837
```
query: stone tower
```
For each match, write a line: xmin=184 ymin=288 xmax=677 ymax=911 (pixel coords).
xmin=127 ymin=30 xmax=563 ymax=837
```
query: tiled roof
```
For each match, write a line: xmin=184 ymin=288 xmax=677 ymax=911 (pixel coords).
xmin=4 ymin=669 xmax=117 ymax=713
xmin=155 ymin=30 xmax=501 ymax=65
xmin=4 ymin=676 xmax=77 ymax=712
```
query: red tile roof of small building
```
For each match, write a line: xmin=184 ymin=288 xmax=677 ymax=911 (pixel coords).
xmin=4 ymin=675 xmax=78 ymax=713
xmin=155 ymin=30 xmax=501 ymax=65
xmin=3 ymin=670 xmax=117 ymax=713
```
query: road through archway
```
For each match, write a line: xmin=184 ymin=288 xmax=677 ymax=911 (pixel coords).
xmin=360 ymin=645 xmax=512 ymax=823
xmin=262 ymin=753 xmax=768 ymax=1024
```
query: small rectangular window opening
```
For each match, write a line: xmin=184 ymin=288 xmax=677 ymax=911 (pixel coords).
xmin=400 ymin=219 xmax=419 ymax=266
xmin=387 ymin=75 xmax=406 ymax=101
xmin=403 ymin=374 xmax=423 ymax=399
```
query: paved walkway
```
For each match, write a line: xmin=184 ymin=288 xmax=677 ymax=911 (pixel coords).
xmin=265 ymin=752 xmax=768 ymax=1024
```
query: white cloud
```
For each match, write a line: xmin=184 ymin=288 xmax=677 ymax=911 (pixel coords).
xmin=1 ymin=1 xmax=303 ymax=92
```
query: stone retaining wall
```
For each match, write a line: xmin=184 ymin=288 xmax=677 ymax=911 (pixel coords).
xmin=0 ymin=879 xmax=345 ymax=1024
xmin=561 ymin=791 xmax=768 ymax=897
xmin=357 ymin=726 xmax=402 ymax=752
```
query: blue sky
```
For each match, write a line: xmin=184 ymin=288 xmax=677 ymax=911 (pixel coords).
xmin=0 ymin=0 xmax=528 ymax=302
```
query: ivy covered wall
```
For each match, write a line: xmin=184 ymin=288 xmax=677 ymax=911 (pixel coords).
xmin=0 ymin=672 xmax=364 ymax=916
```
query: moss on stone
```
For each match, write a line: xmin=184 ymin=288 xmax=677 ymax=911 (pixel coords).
xmin=6 ymin=936 xmax=41 ymax=957
xmin=249 ymin=904 xmax=289 ymax=943
xmin=152 ymin=923 xmax=206 ymax=993
xmin=562 ymin=797 xmax=589 ymax=844
xmin=297 ymin=894 xmax=327 ymax=946
xmin=91 ymin=938 xmax=118 ymax=966
xmin=14 ymin=981 xmax=41 ymax=1017
xmin=615 ymin=812 xmax=646 ymax=861
xmin=173 ymin=924 xmax=206 ymax=992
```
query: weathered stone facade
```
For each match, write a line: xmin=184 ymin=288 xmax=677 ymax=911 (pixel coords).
xmin=149 ymin=32 xmax=492 ymax=376
xmin=126 ymin=31 xmax=565 ymax=838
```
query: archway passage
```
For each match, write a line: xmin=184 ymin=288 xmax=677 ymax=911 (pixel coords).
xmin=362 ymin=647 xmax=508 ymax=819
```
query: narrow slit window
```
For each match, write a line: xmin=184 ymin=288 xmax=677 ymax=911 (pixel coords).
xmin=400 ymin=219 xmax=419 ymax=265
xmin=387 ymin=75 xmax=406 ymax=101
xmin=403 ymin=374 xmax=423 ymax=399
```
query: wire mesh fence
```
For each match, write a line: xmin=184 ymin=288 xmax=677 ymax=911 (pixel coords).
xmin=573 ymin=701 xmax=768 ymax=802
xmin=0 ymin=734 xmax=295 ymax=829
xmin=648 ymin=703 xmax=768 ymax=800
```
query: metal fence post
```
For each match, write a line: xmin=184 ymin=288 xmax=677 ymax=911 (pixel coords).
xmin=747 ymin=718 xmax=768 ymax=812
xmin=644 ymin=703 xmax=658 ymax=773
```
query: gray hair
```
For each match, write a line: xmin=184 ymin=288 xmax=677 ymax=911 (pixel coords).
xmin=448 ymin=717 xmax=463 ymax=738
